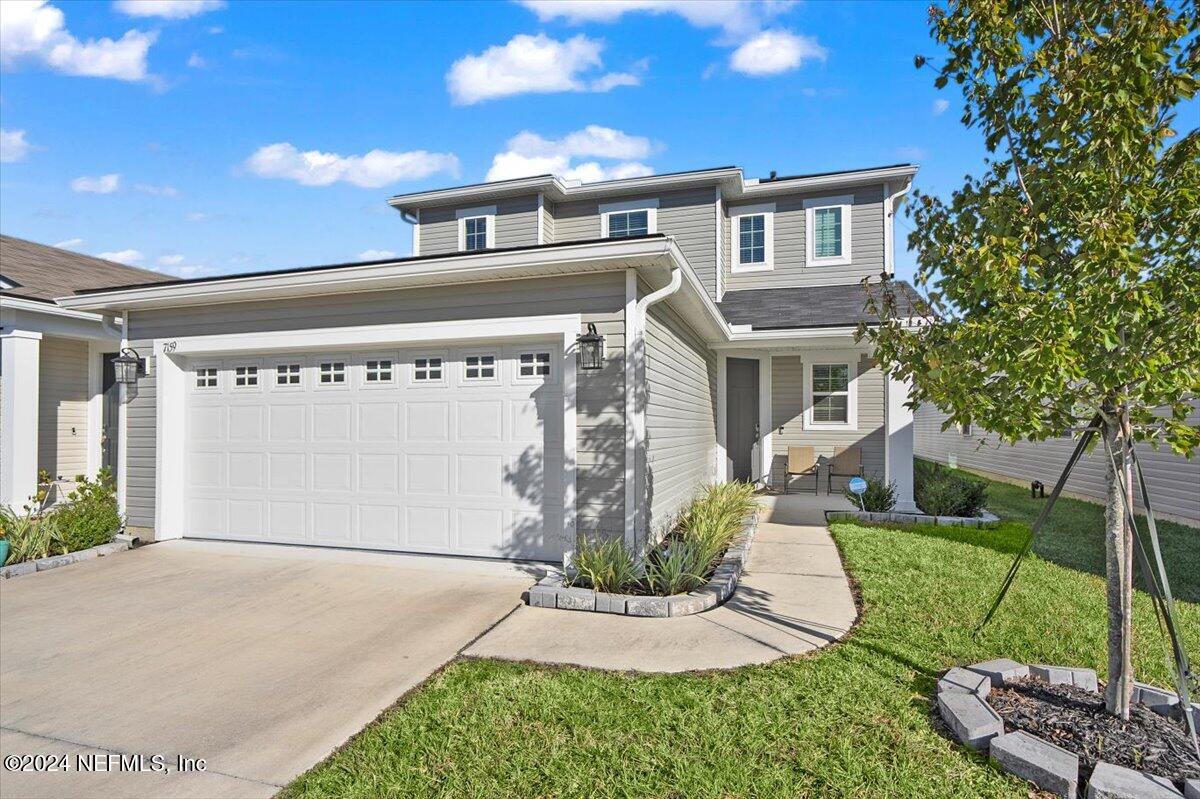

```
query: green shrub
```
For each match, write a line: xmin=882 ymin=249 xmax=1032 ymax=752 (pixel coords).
xmin=676 ymin=481 xmax=757 ymax=572
xmin=570 ymin=536 xmax=641 ymax=593
xmin=843 ymin=476 xmax=897 ymax=512
xmin=645 ymin=541 xmax=707 ymax=596
xmin=53 ymin=469 xmax=121 ymax=552
xmin=0 ymin=507 xmax=66 ymax=564
xmin=914 ymin=460 xmax=988 ymax=517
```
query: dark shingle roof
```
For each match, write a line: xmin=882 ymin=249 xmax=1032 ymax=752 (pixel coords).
xmin=717 ymin=281 xmax=926 ymax=330
xmin=0 ymin=235 xmax=172 ymax=302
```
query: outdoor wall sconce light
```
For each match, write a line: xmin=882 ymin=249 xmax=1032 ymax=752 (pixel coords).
xmin=113 ymin=347 xmax=146 ymax=384
xmin=576 ymin=323 xmax=605 ymax=371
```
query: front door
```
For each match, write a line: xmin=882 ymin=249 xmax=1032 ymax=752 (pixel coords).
xmin=726 ymin=358 xmax=759 ymax=481
xmin=101 ymin=353 xmax=120 ymax=474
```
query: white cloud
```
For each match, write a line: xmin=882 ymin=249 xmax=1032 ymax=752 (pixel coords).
xmin=1 ymin=0 xmax=158 ymax=82
xmin=486 ymin=125 xmax=655 ymax=183
xmin=358 ymin=248 xmax=397 ymax=261
xmin=135 ymin=182 xmax=178 ymax=196
xmin=243 ymin=142 xmax=459 ymax=188
xmin=113 ymin=1 xmax=225 ymax=19
xmin=446 ymin=33 xmax=638 ymax=105
xmin=933 ymin=98 xmax=949 ymax=116
xmin=97 ymin=248 xmax=143 ymax=264
xmin=186 ymin=51 xmax=206 ymax=68
xmin=157 ymin=253 xmax=184 ymax=265
xmin=184 ymin=211 xmax=207 ymax=221
xmin=519 ymin=1 xmax=791 ymax=40
xmin=71 ymin=173 xmax=121 ymax=194
xmin=729 ymin=30 xmax=824 ymax=75
xmin=53 ymin=237 xmax=83 ymax=249
xmin=0 ymin=128 xmax=33 ymax=162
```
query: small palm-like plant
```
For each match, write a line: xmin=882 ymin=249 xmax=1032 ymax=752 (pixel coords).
xmin=645 ymin=541 xmax=706 ymax=596
xmin=570 ymin=535 xmax=641 ymax=594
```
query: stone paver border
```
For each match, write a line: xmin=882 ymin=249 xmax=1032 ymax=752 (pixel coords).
xmin=826 ymin=509 xmax=1000 ymax=527
xmin=936 ymin=658 xmax=1199 ymax=798
xmin=0 ymin=538 xmax=131 ymax=579
xmin=527 ymin=512 xmax=759 ymax=617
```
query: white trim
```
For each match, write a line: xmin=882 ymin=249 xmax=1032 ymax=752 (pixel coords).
xmin=758 ymin=352 xmax=772 ymax=484
xmin=151 ymin=313 xmax=581 ymax=551
xmin=886 ymin=370 xmax=917 ymax=511
xmin=729 ymin=202 xmax=776 ymax=273
xmin=0 ymin=295 xmax=108 ymax=323
xmin=536 ymin=193 xmax=545 ymax=246
xmin=412 ymin=208 xmax=421 ymax=256
xmin=0 ymin=330 xmax=41 ymax=508
xmin=456 ymin=205 xmax=496 ymax=252
xmin=714 ymin=186 xmax=724 ymax=301
xmin=804 ymin=194 xmax=853 ymax=268
xmin=117 ymin=311 xmax=129 ymax=517
xmin=86 ymin=340 xmax=103 ymax=477
xmin=623 ymin=269 xmax=638 ymax=548
xmin=802 ymin=354 xmax=859 ymax=430
xmin=600 ymin=198 xmax=658 ymax=238
xmin=715 ymin=352 xmax=728 ymax=482
xmin=883 ymin=180 xmax=910 ymax=276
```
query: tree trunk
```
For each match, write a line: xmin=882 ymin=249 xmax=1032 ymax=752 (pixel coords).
xmin=1103 ymin=410 xmax=1135 ymax=719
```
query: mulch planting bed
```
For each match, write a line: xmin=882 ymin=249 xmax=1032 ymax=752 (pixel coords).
xmin=987 ymin=678 xmax=1200 ymax=783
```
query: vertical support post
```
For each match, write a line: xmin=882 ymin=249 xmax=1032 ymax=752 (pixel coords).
xmin=117 ymin=312 xmax=129 ymax=517
xmin=623 ymin=270 xmax=638 ymax=549
xmin=715 ymin=352 xmax=728 ymax=483
xmin=886 ymin=370 xmax=917 ymax=511
xmin=562 ymin=325 xmax=578 ymax=568
xmin=154 ymin=347 xmax=186 ymax=541
xmin=0 ymin=330 xmax=42 ymax=509
xmin=758 ymin=351 xmax=772 ymax=488
xmin=86 ymin=340 xmax=103 ymax=478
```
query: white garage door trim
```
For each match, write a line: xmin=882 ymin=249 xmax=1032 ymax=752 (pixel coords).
xmin=152 ymin=314 xmax=580 ymax=560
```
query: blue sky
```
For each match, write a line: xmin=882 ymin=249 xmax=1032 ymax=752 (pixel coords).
xmin=0 ymin=0 xmax=992 ymax=284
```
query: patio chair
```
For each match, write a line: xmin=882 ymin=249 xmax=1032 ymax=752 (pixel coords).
xmin=827 ymin=446 xmax=864 ymax=493
xmin=785 ymin=446 xmax=819 ymax=494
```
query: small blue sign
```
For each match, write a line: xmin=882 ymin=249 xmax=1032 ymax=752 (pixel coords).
xmin=847 ymin=476 xmax=868 ymax=495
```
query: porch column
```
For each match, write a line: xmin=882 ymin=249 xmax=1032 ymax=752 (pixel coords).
xmin=715 ymin=353 xmax=728 ymax=482
xmin=1 ymin=330 xmax=41 ymax=509
xmin=886 ymin=371 xmax=918 ymax=512
xmin=758 ymin=352 xmax=772 ymax=487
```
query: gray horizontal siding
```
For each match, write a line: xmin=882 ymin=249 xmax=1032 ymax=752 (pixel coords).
xmin=726 ymin=183 xmax=886 ymax=292
xmin=915 ymin=403 xmax=1200 ymax=525
xmin=553 ymin=188 xmax=718 ymax=300
xmin=769 ymin=354 xmax=885 ymax=488
xmin=643 ymin=300 xmax=717 ymax=545
xmin=38 ymin=336 xmax=89 ymax=480
xmin=417 ymin=194 xmax=540 ymax=255
xmin=124 ymin=273 xmax=627 ymax=538
xmin=541 ymin=196 xmax=555 ymax=244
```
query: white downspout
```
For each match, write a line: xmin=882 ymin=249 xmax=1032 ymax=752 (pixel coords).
xmin=629 ymin=266 xmax=682 ymax=549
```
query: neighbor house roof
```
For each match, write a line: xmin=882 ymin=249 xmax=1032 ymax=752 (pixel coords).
xmin=716 ymin=282 xmax=927 ymax=331
xmin=388 ymin=163 xmax=919 ymax=214
xmin=0 ymin=235 xmax=171 ymax=302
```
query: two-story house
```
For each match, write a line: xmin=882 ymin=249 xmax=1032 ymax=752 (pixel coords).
xmin=57 ymin=163 xmax=922 ymax=564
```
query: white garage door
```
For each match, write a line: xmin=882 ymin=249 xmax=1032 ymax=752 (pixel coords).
xmin=183 ymin=343 xmax=563 ymax=560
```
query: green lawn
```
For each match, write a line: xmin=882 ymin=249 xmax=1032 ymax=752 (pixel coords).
xmin=282 ymin=480 xmax=1199 ymax=799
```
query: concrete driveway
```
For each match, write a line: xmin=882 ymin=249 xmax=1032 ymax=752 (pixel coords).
xmin=0 ymin=540 xmax=534 ymax=799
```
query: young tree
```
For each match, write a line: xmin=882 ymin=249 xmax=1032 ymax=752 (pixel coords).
xmin=863 ymin=0 xmax=1199 ymax=719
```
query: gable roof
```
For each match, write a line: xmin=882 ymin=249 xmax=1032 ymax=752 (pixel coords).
xmin=0 ymin=235 xmax=172 ymax=302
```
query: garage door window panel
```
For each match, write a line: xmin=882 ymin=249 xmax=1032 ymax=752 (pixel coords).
xmin=410 ymin=354 xmax=446 ymax=387
xmin=192 ymin=365 xmax=220 ymax=393
xmin=316 ymin=360 xmax=348 ymax=390
xmin=460 ymin=351 xmax=499 ymax=386
xmin=272 ymin=362 xmax=304 ymax=391
xmin=231 ymin=362 xmax=263 ymax=392
xmin=361 ymin=354 xmax=397 ymax=389
xmin=516 ymin=351 xmax=553 ymax=383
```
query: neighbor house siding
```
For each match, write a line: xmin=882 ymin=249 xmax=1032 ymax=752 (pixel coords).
xmin=552 ymin=188 xmax=719 ymax=300
xmin=726 ymin=183 xmax=886 ymax=291
xmin=769 ymin=353 xmax=885 ymax=488
xmin=37 ymin=336 xmax=88 ymax=480
xmin=416 ymin=194 xmax=541 ymax=255
xmin=123 ymin=272 xmax=627 ymax=537
xmin=915 ymin=403 xmax=1200 ymax=525
xmin=642 ymin=300 xmax=717 ymax=545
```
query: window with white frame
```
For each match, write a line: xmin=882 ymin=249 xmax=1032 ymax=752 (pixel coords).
xmin=456 ymin=205 xmax=495 ymax=252
xmin=807 ymin=363 xmax=853 ymax=427
xmin=318 ymin=361 xmax=346 ymax=384
xmin=276 ymin=363 xmax=301 ymax=385
xmin=601 ymin=199 xmax=658 ymax=239
xmin=464 ymin=354 xmax=496 ymax=380
xmin=730 ymin=203 xmax=775 ymax=272
xmin=195 ymin=367 xmax=218 ymax=389
xmin=804 ymin=195 xmax=853 ymax=266
xmin=413 ymin=356 xmax=442 ymax=381
xmin=518 ymin=351 xmax=551 ymax=378
xmin=365 ymin=359 xmax=393 ymax=382
xmin=233 ymin=365 xmax=259 ymax=388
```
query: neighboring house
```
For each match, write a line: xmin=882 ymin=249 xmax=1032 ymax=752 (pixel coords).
xmin=915 ymin=403 xmax=1200 ymax=526
xmin=56 ymin=164 xmax=922 ymax=563
xmin=0 ymin=237 xmax=172 ymax=509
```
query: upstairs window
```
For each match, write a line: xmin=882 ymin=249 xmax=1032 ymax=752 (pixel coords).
xmin=601 ymin=199 xmax=658 ymax=239
xmin=463 ymin=217 xmax=488 ymax=251
xmin=804 ymin=195 xmax=853 ymax=266
xmin=457 ymin=205 xmax=495 ymax=252
xmin=730 ymin=204 xmax=774 ymax=272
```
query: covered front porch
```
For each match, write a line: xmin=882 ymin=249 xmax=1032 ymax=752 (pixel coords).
xmin=713 ymin=329 xmax=916 ymax=512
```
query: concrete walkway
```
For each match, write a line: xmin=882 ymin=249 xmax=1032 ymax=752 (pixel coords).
xmin=465 ymin=493 xmax=859 ymax=672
